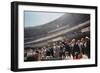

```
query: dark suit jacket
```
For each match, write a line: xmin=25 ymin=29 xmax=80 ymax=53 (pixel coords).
xmin=72 ymin=44 xmax=80 ymax=56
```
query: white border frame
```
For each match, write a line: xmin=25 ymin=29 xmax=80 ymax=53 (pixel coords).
xmin=18 ymin=5 xmax=96 ymax=69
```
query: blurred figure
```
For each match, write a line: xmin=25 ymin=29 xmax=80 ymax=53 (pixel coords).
xmin=84 ymin=36 xmax=90 ymax=58
xmin=64 ymin=40 xmax=71 ymax=57
xmin=80 ymin=38 xmax=85 ymax=55
xmin=41 ymin=46 xmax=47 ymax=60
xmin=27 ymin=48 xmax=33 ymax=57
xmin=26 ymin=48 xmax=39 ymax=61
xmin=76 ymin=40 xmax=82 ymax=59
xmin=65 ymin=52 xmax=73 ymax=60
xmin=59 ymin=44 xmax=65 ymax=59
xmin=71 ymin=39 xmax=80 ymax=59
xmin=53 ymin=43 xmax=59 ymax=58
xmin=46 ymin=45 xmax=51 ymax=56
xmin=32 ymin=50 xmax=40 ymax=61
xmin=49 ymin=46 xmax=54 ymax=57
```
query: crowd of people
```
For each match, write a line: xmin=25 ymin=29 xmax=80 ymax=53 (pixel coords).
xmin=24 ymin=36 xmax=90 ymax=61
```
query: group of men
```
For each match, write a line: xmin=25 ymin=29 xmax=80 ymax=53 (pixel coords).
xmin=24 ymin=36 xmax=90 ymax=61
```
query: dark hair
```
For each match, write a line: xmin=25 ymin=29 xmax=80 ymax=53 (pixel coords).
xmin=36 ymin=51 xmax=39 ymax=54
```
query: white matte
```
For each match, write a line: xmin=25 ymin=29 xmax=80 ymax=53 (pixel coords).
xmin=18 ymin=5 xmax=95 ymax=69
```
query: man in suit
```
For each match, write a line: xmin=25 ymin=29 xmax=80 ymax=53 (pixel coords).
xmin=84 ymin=36 xmax=90 ymax=58
xmin=70 ymin=39 xmax=80 ymax=59
xmin=64 ymin=40 xmax=71 ymax=57
xmin=80 ymin=38 xmax=85 ymax=55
